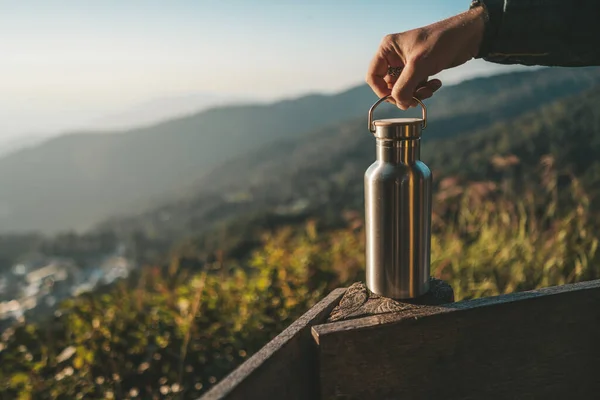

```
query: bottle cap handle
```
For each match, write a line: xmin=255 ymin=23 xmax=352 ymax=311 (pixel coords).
xmin=368 ymin=95 xmax=427 ymax=133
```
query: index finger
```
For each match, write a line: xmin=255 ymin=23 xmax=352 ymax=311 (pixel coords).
xmin=366 ymin=51 xmax=394 ymax=99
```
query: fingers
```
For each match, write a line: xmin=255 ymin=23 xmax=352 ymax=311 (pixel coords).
xmin=366 ymin=38 xmax=441 ymax=107
xmin=385 ymin=78 xmax=441 ymax=106
xmin=383 ymin=74 xmax=395 ymax=90
xmin=380 ymin=77 xmax=442 ymax=107
xmin=391 ymin=62 xmax=430 ymax=110
xmin=366 ymin=52 xmax=392 ymax=99
xmin=366 ymin=38 xmax=404 ymax=100
xmin=415 ymin=79 xmax=442 ymax=101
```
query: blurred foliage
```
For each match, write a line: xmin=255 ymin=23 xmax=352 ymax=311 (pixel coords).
xmin=0 ymin=220 xmax=362 ymax=399
xmin=431 ymin=157 xmax=600 ymax=299
xmin=1 ymin=155 xmax=600 ymax=399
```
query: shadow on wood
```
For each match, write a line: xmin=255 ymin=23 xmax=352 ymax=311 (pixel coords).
xmin=199 ymin=288 xmax=345 ymax=400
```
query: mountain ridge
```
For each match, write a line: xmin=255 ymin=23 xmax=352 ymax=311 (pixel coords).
xmin=99 ymin=69 xmax=600 ymax=253
xmin=2 ymin=67 xmax=600 ymax=234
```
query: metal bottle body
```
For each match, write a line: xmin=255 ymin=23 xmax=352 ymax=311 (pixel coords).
xmin=365 ymin=134 xmax=432 ymax=299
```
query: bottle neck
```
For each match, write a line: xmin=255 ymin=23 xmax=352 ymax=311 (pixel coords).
xmin=376 ymin=139 xmax=420 ymax=164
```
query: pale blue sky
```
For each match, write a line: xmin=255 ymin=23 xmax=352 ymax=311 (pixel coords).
xmin=0 ymin=0 xmax=525 ymax=137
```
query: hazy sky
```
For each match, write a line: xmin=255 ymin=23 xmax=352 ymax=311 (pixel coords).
xmin=1 ymin=0 xmax=526 ymax=138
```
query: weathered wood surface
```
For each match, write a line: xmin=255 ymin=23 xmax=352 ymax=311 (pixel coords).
xmin=200 ymin=288 xmax=345 ymax=400
xmin=313 ymin=280 xmax=600 ymax=400
xmin=328 ymin=279 xmax=454 ymax=323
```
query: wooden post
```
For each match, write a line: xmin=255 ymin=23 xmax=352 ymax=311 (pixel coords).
xmin=312 ymin=280 xmax=600 ymax=400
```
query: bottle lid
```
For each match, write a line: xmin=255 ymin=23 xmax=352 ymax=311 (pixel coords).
xmin=368 ymin=96 xmax=427 ymax=140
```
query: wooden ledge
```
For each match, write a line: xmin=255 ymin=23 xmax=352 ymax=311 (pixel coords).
xmin=314 ymin=279 xmax=600 ymax=340
xmin=312 ymin=279 xmax=600 ymax=400
xmin=202 ymin=280 xmax=600 ymax=400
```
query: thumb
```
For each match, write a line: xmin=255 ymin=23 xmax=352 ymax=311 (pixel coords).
xmin=391 ymin=62 xmax=428 ymax=110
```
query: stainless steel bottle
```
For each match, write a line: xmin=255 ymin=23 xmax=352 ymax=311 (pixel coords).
xmin=365 ymin=95 xmax=432 ymax=299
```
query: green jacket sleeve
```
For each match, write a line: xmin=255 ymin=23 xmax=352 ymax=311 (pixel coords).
xmin=477 ymin=0 xmax=600 ymax=67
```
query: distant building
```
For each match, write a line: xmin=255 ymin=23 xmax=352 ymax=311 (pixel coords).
xmin=25 ymin=263 xmax=68 ymax=285
xmin=100 ymin=256 xmax=133 ymax=284
xmin=12 ymin=264 xmax=27 ymax=276
xmin=0 ymin=300 xmax=21 ymax=319
xmin=1 ymin=252 xmax=135 ymax=325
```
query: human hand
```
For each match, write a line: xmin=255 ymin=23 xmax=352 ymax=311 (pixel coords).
xmin=366 ymin=7 xmax=486 ymax=109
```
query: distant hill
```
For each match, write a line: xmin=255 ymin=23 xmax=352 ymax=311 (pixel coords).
xmin=0 ymin=134 xmax=48 ymax=158
xmin=89 ymin=92 xmax=255 ymax=131
xmin=1 ymin=67 xmax=600 ymax=234
xmin=0 ymin=85 xmax=381 ymax=233
xmin=100 ymin=67 xmax=600 ymax=249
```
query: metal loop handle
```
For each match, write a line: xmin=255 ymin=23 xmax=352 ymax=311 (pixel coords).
xmin=368 ymin=95 xmax=427 ymax=133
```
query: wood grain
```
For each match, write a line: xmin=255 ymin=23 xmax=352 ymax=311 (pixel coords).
xmin=327 ymin=279 xmax=454 ymax=323
xmin=313 ymin=280 xmax=600 ymax=400
xmin=199 ymin=288 xmax=345 ymax=400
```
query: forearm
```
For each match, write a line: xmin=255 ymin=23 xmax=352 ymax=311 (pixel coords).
xmin=477 ymin=0 xmax=600 ymax=67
